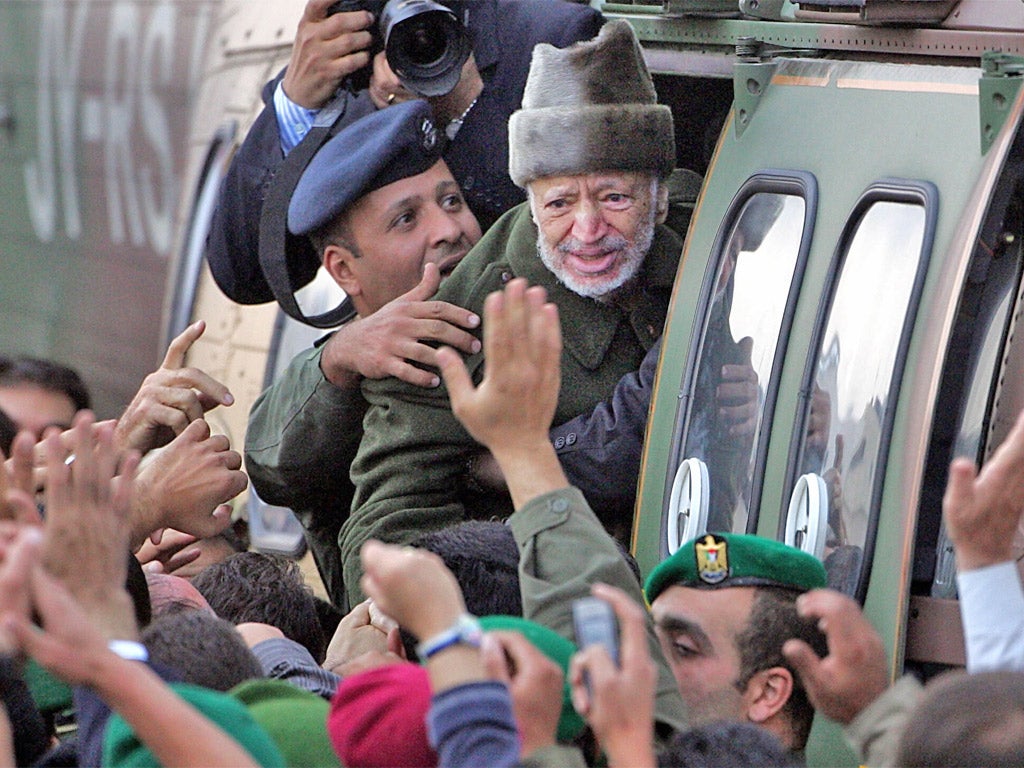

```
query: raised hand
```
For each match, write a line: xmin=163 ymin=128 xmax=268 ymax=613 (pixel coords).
xmin=0 ymin=527 xmax=43 ymax=654
xmin=568 ymin=583 xmax=657 ymax=768
xmin=782 ymin=588 xmax=889 ymax=725
xmin=482 ymin=630 xmax=564 ymax=757
xmin=115 ymin=320 xmax=234 ymax=455
xmin=134 ymin=529 xmax=202 ymax=575
xmin=39 ymin=412 xmax=140 ymax=642
xmin=0 ymin=429 xmax=41 ymax=525
xmin=359 ymin=540 xmax=466 ymax=642
xmin=130 ymin=419 xmax=244 ymax=550
xmin=437 ymin=278 xmax=564 ymax=508
xmin=323 ymin=598 xmax=405 ymax=676
xmin=943 ymin=408 xmax=1024 ymax=571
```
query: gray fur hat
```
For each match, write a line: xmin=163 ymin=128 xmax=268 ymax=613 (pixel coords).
xmin=508 ymin=20 xmax=675 ymax=188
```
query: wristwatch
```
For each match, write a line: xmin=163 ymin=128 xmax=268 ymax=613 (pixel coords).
xmin=415 ymin=613 xmax=483 ymax=660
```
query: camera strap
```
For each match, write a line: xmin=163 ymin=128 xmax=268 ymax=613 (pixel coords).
xmin=257 ymin=90 xmax=358 ymax=329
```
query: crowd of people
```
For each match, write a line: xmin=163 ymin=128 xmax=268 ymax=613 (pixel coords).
xmin=3 ymin=1 xmax=1024 ymax=765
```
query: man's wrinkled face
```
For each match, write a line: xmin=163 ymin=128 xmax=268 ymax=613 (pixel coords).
xmin=337 ymin=160 xmax=482 ymax=314
xmin=528 ymin=171 xmax=660 ymax=300
xmin=650 ymin=584 xmax=756 ymax=726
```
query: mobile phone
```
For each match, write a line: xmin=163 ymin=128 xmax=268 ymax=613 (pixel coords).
xmin=572 ymin=596 xmax=620 ymax=666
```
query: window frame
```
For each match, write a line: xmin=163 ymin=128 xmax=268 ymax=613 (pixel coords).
xmin=779 ymin=178 xmax=939 ymax=603
xmin=659 ymin=170 xmax=817 ymax=558
xmin=164 ymin=120 xmax=238 ymax=347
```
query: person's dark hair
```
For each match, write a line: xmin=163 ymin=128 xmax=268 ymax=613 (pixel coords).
xmin=191 ymin=552 xmax=326 ymax=662
xmin=391 ymin=521 xmax=523 ymax=661
xmin=125 ymin=553 xmax=153 ymax=630
xmin=0 ymin=408 xmax=16 ymax=456
xmin=142 ymin=611 xmax=263 ymax=691
xmin=413 ymin=520 xmax=522 ymax=617
xmin=732 ymin=586 xmax=827 ymax=749
xmin=0 ymin=356 xmax=91 ymax=412
xmin=657 ymin=721 xmax=794 ymax=768
xmin=898 ymin=670 xmax=1024 ymax=767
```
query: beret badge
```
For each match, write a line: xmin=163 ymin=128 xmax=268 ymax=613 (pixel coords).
xmin=420 ymin=117 xmax=439 ymax=151
xmin=695 ymin=534 xmax=730 ymax=585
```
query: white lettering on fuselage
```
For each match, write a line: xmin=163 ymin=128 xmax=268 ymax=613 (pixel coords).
xmin=22 ymin=0 xmax=210 ymax=255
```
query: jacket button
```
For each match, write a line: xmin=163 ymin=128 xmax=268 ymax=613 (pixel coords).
xmin=554 ymin=436 xmax=566 ymax=449
xmin=566 ymin=432 xmax=577 ymax=446
xmin=500 ymin=271 xmax=513 ymax=284
xmin=552 ymin=497 xmax=569 ymax=513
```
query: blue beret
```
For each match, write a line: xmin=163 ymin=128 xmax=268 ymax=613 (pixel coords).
xmin=644 ymin=533 xmax=827 ymax=604
xmin=288 ymin=99 xmax=444 ymax=236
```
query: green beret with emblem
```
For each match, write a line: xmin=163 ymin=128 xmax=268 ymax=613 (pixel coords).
xmin=644 ymin=532 xmax=827 ymax=604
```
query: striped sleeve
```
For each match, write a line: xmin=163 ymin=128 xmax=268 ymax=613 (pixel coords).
xmin=273 ymin=81 xmax=319 ymax=154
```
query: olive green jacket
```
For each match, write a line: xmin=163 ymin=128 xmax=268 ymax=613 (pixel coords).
xmin=340 ymin=202 xmax=681 ymax=605
xmin=245 ymin=343 xmax=362 ymax=606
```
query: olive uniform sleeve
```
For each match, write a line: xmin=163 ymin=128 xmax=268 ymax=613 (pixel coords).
xmin=246 ymin=344 xmax=367 ymax=604
xmin=508 ymin=487 xmax=689 ymax=738
xmin=246 ymin=344 xmax=367 ymax=512
xmin=842 ymin=675 xmax=922 ymax=768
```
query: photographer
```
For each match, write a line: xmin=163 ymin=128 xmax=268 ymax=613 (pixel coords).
xmin=206 ymin=0 xmax=603 ymax=306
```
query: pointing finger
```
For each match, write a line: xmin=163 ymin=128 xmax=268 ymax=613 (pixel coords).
xmin=162 ymin=320 xmax=206 ymax=370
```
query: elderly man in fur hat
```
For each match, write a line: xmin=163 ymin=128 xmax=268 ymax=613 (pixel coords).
xmin=338 ymin=20 xmax=680 ymax=607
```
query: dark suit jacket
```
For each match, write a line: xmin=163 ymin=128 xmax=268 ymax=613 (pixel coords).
xmin=205 ymin=0 xmax=603 ymax=305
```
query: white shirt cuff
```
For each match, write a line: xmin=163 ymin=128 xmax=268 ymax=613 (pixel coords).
xmin=957 ymin=560 xmax=1024 ymax=672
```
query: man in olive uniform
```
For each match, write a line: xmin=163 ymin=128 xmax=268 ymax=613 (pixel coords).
xmin=247 ymin=100 xmax=484 ymax=604
xmin=339 ymin=20 xmax=680 ymax=606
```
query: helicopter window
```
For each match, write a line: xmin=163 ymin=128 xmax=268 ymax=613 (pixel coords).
xmin=787 ymin=182 xmax=936 ymax=600
xmin=165 ymin=121 xmax=237 ymax=346
xmin=666 ymin=172 xmax=816 ymax=553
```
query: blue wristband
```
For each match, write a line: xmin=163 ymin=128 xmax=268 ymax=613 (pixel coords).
xmin=415 ymin=614 xmax=483 ymax=660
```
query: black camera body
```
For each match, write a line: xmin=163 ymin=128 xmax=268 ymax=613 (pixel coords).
xmin=327 ymin=0 xmax=471 ymax=97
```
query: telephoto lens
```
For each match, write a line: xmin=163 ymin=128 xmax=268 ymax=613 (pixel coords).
xmin=325 ymin=0 xmax=470 ymax=97
xmin=380 ymin=0 xmax=471 ymax=97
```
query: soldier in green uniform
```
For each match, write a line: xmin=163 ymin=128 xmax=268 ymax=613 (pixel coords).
xmin=247 ymin=99 xmax=483 ymax=605
xmin=340 ymin=20 xmax=680 ymax=607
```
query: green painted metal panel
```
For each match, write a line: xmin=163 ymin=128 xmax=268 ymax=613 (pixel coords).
xmin=0 ymin=1 xmax=217 ymax=417
xmin=634 ymin=55 xmax=994 ymax=765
